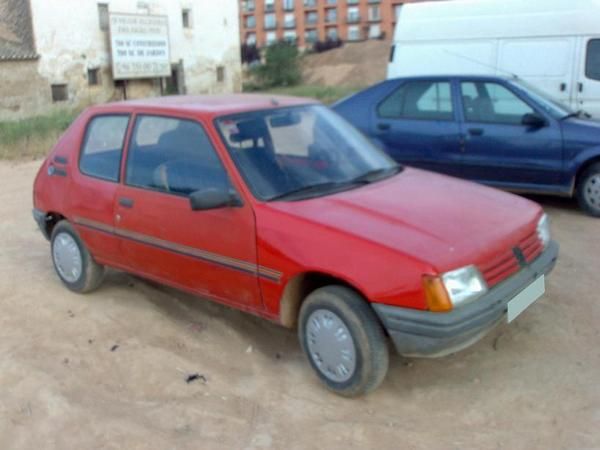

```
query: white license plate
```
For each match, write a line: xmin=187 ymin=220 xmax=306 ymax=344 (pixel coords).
xmin=507 ymin=276 xmax=545 ymax=323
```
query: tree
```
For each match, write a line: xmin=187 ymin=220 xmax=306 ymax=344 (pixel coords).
xmin=254 ymin=40 xmax=301 ymax=88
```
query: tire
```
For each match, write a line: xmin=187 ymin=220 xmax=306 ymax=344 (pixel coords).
xmin=298 ymin=285 xmax=389 ymax=397
xmin=50 ymin=220 xmax=105 ymax=293
xmin=576 ymin=162 xmax=600 ymax=217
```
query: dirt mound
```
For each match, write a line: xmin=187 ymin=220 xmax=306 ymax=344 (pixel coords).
xmin=302 ymin=39 xmax=391 ymax=88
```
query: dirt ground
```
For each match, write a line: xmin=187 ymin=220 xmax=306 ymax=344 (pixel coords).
xmin=0 ymin=160 xmax=599 ymax=450
xmin=302 ymin=40 xmax=389 ymax=88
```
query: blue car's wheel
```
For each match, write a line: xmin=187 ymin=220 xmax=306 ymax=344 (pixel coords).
xmin=577 ymin=163 xmax=600 ymax=217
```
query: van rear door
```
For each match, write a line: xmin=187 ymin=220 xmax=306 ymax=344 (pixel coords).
xmin=576 ymin=37 xmax=600 ymax=117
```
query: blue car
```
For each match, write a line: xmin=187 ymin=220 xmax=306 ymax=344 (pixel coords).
xmin=333 ymin=75 xmax=600 ymax=216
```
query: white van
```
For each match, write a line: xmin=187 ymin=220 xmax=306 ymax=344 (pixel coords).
xmin=388 ymin=0 xmax=600 ymax=117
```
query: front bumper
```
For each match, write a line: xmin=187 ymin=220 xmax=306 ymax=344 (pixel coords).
xmin=372 ymin=240 xmax=559 ymax=358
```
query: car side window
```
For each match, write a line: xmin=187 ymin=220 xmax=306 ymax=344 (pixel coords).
xmin=461 ymin=81 xmax=535 ymax=125
xmin=80 ymin=115 xmax=129 ymax=181
xmin=586 ymin=39 xmax=600 ymax=81
xmin=125 ymin=115 xmax=229 ymax=196
xmin=377 ymin=81 xmax=453 ymax=121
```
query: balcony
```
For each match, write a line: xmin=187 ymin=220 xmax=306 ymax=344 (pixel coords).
xmin=346 ymin=14 xmax=361 ymax=23
xmin=264 ymin=3 xmax=275 ymax=12
xmin=264 ymin=21 xmax=277 ymax=30
xmin=284 ymin=20 xmax=296 ymax=28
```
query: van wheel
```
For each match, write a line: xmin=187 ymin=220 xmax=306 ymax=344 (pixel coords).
xmin=50 ymin=221 xmax=105 ymax=293
xmin=298 ymin=286 xmax=389 ymax=397
xmin=576 ymin=163 xmax=600 ymax=217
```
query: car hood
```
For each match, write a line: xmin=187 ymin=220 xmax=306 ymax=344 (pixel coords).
xmin=561 ymin=116 xmax=600 ymax=143
xmin=265 ymin=168 xmax=542 ymax=272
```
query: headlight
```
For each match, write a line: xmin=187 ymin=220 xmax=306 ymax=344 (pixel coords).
xmin=442 ymin=265 xmax=488 ymax=307
xmin=423 ymin=265 xmax=488 ymax=312
xmin=537 ymin=213 xmax=550 ymax=248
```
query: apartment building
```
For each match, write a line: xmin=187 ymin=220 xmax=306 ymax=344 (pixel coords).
xmin=239 ymin=0 xmax=429 ymax=48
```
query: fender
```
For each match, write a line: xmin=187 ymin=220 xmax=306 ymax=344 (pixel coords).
xmin=566 ymin=146 xmax=600 ymax=181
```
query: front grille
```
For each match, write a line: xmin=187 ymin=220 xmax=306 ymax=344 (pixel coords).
xmin=480 ymin=229 xmax=543 ymax=287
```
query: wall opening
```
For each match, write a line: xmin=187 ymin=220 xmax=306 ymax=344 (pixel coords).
xmin=98 ymin=3 xmax=109 ymax=31
xmin=51 ymin=84 xmax=68 ymax=102
xmin=88 ymin=68 xmax=100 ymax=86
xmin=217 ymin=66 xmax=225 ymax=83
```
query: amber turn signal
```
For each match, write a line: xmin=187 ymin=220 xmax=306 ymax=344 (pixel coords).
xmin=422 ymin=275 xmax=453 ymax=312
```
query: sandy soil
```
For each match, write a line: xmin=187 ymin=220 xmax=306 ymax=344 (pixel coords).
xmin=0 ymin=160 xmax=599 ymax=450
xmin=302 ymin=40 xmax=389 ymax=87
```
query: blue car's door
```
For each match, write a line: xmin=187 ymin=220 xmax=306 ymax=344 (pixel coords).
xmin=458 ymin=79 xmax=563 ymax=188
xmin=371 ymin=79 xmax=462 ymax=176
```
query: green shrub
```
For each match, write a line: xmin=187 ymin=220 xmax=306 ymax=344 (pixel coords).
xmin=254 ymin=41 xmax=301 ymax=88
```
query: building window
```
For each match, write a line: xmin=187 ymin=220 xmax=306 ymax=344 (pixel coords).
xmin=304 ymin=0 xmax=317 ymax=7
xmin=284 ymin=13 xmax=295 ymax=28
xmin=283 ymin=30 xmax=297 ymax=44
xmin=305 ymin=29 xmax=318 ymax=43
xmin=368 ymin=24 xmax=381 ymax=39
xmin=243 ymin=0 xmax=255 ymax=12
xmin=182 ymin=9 xmax=192 ymax=28
xmin=264 ymin=13 xmax=276 ymax=29
xmin=246 ymin=32 xmax=257 ymax=45
xmin=368 ymin=5 xmax=380 ymax=21
xmin=305 ymin=11 xmax=318 ymax=25
xmin=327 ymin=27 xmax=338 ymax=40
xmin=283 ymin=0 xmax=294 ymax=11
xmin=98 ymin=3 xmax=109 ymax=31
xmin=266 ymin=31 xmax=277 ymax=46
xmin=346 ymin=0 xmax=359 ymax=4
xmin=246 ymin=15 xmax=256 ymax=28
xmin=216 ymin=66 xmax=225 ymax=82
xmin=326 ymin=0 xmax=336 ymax=4
xmin=347 ymin=6 xmax=360 ymax=23
xmin=394 ymin=4 xmax=403 ymax=20
xmin=51 ymin=84 xmax=68 ymax=102
xmin=347 ymin=25 xmax=360 ymax=41
xmin=325 ymin=8 xmax=337 ymax=23
xmin=87 ymin=68 xmax=100 ymax=86
xmin=264 ymin=0 xmax=275 ymax=12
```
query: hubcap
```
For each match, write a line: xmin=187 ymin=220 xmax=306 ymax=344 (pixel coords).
xmin=305 ymin=309 xmax=356 ymax=383
xmin=52 ymin=232 xmax=83 ymax=283
xmin=584 ymin=174 xmax=600 ymax=211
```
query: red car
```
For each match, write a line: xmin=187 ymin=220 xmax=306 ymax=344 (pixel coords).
xmin=33 ymin=95 xmax=558 ymax=396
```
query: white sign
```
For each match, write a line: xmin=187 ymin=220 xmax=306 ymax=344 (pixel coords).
xmin=109 ymin=13 xmax=171 ymax=80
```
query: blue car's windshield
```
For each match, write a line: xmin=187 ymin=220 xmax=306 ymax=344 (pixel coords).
xmin=509 ymin=79 xmax=575 ymax=119
xmin=216 ymin=105 xmax=399 ymax=201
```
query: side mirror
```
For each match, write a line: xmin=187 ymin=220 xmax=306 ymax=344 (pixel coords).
xmin=189 ymin=188 xmax=242 ymax=211
xmin=522 ymin=113 xmax=546 ymax=128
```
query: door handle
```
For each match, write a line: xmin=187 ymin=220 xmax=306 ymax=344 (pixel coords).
xmin=468 ymin=128 xmax=484 ymax=136
xmin=118 ymin=197 xmax=134 ymax=208
xmin=560 ymin=82 xmax=567 ymax=92
xmin=377 ymin=123 xmax=391 ymax=131
xmin=578 ymin=82 xmax=583 ymax=93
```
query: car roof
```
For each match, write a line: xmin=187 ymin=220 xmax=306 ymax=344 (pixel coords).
xmin=89 ymin=94 xmax=319 ymax=117
xmin=387 ymin=74 xmax=515 ymax=82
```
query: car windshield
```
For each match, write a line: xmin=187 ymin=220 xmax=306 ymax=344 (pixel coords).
xmin=509 ymin=79 xmax=575 ymax=119
xmin=216 ymin=104 xmax=400 ymax=201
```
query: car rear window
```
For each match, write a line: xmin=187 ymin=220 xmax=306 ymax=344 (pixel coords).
xmin=377 ymin=80 xmax=454 ymax=121
xmin=586 ymin=39 xmax=600 ymax=81
xmin=80 ymin=115 xmax=130 ymax=182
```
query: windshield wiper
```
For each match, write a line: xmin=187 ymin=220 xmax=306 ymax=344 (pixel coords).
xmin=350 ymin=165 xmax=403 ymax=184
xmin=267 ymin=180 xmax=366 ymax=202
xmin=561 ymin=110 xmax=590 ymax=120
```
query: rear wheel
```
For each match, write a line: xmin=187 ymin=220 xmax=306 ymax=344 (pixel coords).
xmin=577 ymin=163 xmax=600 ymax=217
xmin=298 ymin=286 xmax=389 ymax=397
xmin=51 ymin=221 xmax=105 ymax=293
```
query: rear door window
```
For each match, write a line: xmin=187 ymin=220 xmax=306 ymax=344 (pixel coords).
xmin=585 ymin=39 xmax=600 ymax=81
xmin=80 ymin=115 xmax=130 ymax=181
xmin=125 ymin=115 xmax=228 ymax=196
xmin=377 ymin=80 xmax=454 ymax=121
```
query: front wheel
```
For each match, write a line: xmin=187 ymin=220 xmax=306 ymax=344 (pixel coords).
xmin=298 ymin=286 xmax=389 ymax=397
xmin=51 ymin=221 xmax=105 ymax=293
xmin=576 ymin=163 xmax=600 ymax=217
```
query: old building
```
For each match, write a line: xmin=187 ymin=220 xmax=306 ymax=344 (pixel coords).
xmin=239 ymin=0 xmax=430 ymax=49
xmin=0 ymin=0 xmax=242 ymax=120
